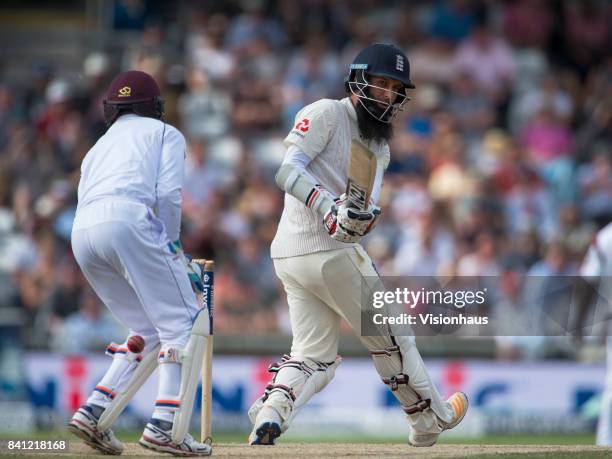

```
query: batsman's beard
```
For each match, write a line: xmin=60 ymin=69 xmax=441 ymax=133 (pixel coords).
xmin=355 ymin=98 xmax=394 ymax=142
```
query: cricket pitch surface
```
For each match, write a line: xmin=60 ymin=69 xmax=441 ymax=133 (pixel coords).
xmin=20 ymin=441 xmax=612 ymax=458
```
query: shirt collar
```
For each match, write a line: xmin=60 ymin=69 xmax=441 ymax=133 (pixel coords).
xmin=340 ymin=97 xmax=357 ymax=122
xmin=118 ymin=113 xmax=140 ymax=120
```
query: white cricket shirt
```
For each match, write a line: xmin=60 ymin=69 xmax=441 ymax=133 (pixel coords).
xmin=73 ymin=114 xmax=186 ymax=242
xmin=271 ymin=97 xmax=390 ymax=258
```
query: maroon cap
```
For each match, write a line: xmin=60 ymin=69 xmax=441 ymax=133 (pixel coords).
xmin=105 ymin=70 xmax=161 ymax=104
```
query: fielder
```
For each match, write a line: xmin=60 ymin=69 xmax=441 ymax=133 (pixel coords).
xmin=577 ymin=222 xmax=612 ymax=445
xmin=67 ymin=70 xmax=212 ymax=456
xmin=248 ymin=43 xmax=468 ymax=446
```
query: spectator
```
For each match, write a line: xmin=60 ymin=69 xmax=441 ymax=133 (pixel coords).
xmin=521 ymin=106 xmax=576 ymax=205
xmin=454 ymin=20 xmax=516 ymax=102
xmin=52 ymin=288 xmax=125 ymax=353
xmin=502 ymin=0 xmax=554 ymax=49
xmin=409 ymin=37 xmax=457 ymax=85
xmin=456 ymin=231 xmax=501 ymax=277
xmin=563 ymin=0 xmax=611 ymax=79
xmin=445 ymin=71 xmax=495 ymax=144
xmin=504 ymin=166 xmax=558 ymax=242
xmin=282 ymin=35 xmax=341 ymax=128
xmin=509 ymin=73 xmax=574 ymax=135
xmin=186 ymin=14 xmax=236 ymax=83
xmin=178 ymin=67 xmax=232 ymax=141
xmin=426 ymin=0 xmax=479 ymax=44
xmin=224 ymin=0 xmax=287 ymax=53
xmin=394 ymin=208 xmax=456 ymax=276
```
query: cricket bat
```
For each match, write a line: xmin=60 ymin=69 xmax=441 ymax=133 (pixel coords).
xmin=346 ymin=139 xmax=377 ymax=210
xmin=193 ymin=259 xmax=214 ymax=443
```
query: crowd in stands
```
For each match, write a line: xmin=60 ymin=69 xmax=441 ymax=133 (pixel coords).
xmin=0 ymin=0 xmax=610 ymax=359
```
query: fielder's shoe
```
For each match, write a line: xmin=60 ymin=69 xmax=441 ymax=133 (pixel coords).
xmin=249 ymin=406 xmax=282 ymax=445
xmin=408 ymin=392 xmax=469 ymax=447
xmin=139 ymin=419 xmax=212 ymax=456
xmin=67 ymin=404 xmax=124 ymax=455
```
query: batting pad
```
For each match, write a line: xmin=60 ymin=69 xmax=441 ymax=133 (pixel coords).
xmin=171 ymin=309 xmax=211 ymax=443
xmin=370 ymin=335 xmax=453 ymax=434
xmin=97 ymin=343 xmax=161 ymax=432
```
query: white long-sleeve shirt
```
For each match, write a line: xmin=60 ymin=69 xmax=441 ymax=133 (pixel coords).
xmin=75 ymin=114 xmax=186 ymax=241
xmin=270 ymin=97 xmax=390 ymax=258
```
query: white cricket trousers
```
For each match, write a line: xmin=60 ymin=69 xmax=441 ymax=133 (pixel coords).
xmin=274 ymin=245 xmax=385 ymax=362
xmin=271 ymin=245 xmax=454 ymax=437
xmin=71 ymin=199 xmax=200 ymax=349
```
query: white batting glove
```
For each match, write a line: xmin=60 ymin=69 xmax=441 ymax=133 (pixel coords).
xmin=323 ymin=203 xmax=362 ymax=243
xmin=336 ymin=201 xmax=382 ymax=237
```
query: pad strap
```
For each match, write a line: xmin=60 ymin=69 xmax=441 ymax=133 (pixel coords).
xmin=381 ymin=374 xmax=409 ymax=391
xmin=265 ymin=384 xmax=296 ymax=402
xmin=158 ymin=347 xmax=184 ymax=363
xmin=94 ymin=385 xmax=115 ymax=400
xmin=155 ymin=397 xmax=181 ymax=412
xmin=404 ymin=399 xmax=431 ymax=415
xmin=106 ymin=342 xmax=143 ymax=363
xmin=268 ymin=354 xmax=319 ymax=377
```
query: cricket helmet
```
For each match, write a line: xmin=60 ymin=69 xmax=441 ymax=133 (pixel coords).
xmin=345 ymin=43 xmax=415 ymax=123
xmin=103 ymin=70 xmax=164 ymax=126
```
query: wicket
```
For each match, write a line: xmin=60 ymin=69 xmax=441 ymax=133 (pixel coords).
xmin=193 ymin=259 xmax=214 ymax=443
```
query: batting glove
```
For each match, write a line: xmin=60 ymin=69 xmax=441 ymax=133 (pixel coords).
xmin=336 ymin=201 xmax=382 ymax=237
xmin=323 ymin=201 xmax=361 ymax=243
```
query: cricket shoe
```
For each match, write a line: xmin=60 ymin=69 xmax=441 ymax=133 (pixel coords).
xmin=249 ymin=406 xmax=282 ymax=445
xmin=408 ymin=392 xmax=469 ymax=447
xmin=139 ymin=419 xmax=212 ymax=456
xmin=67 ymin=404 xmax=124 ymax=455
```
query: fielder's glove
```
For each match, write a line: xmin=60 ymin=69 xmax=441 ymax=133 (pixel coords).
xmin=168 ymin=240 xmax=205 ymax=293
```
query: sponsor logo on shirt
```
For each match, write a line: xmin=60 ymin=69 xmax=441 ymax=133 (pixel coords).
xmin=295 ymin=118 xmax=310 ymax=132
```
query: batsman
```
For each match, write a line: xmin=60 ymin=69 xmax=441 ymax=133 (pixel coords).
xmin=67 ymin=70 xmax=212 ymax=456
xmin=249 ymin=43 xmax=468 ymax=446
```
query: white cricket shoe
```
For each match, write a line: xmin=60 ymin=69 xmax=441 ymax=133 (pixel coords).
xmin=67 ymin=405 xmax=124 ymax=455
xmin=249 ymin=406 xmax=282 ymax=445
xmin=408 ymin=392 xmax=469 ymax=447
xmin=139 ymin=419 xmax=212 ymax=456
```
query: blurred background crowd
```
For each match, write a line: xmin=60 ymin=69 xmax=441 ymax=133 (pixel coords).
xmin=0 ymin=0 xmax=610 ymax=359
